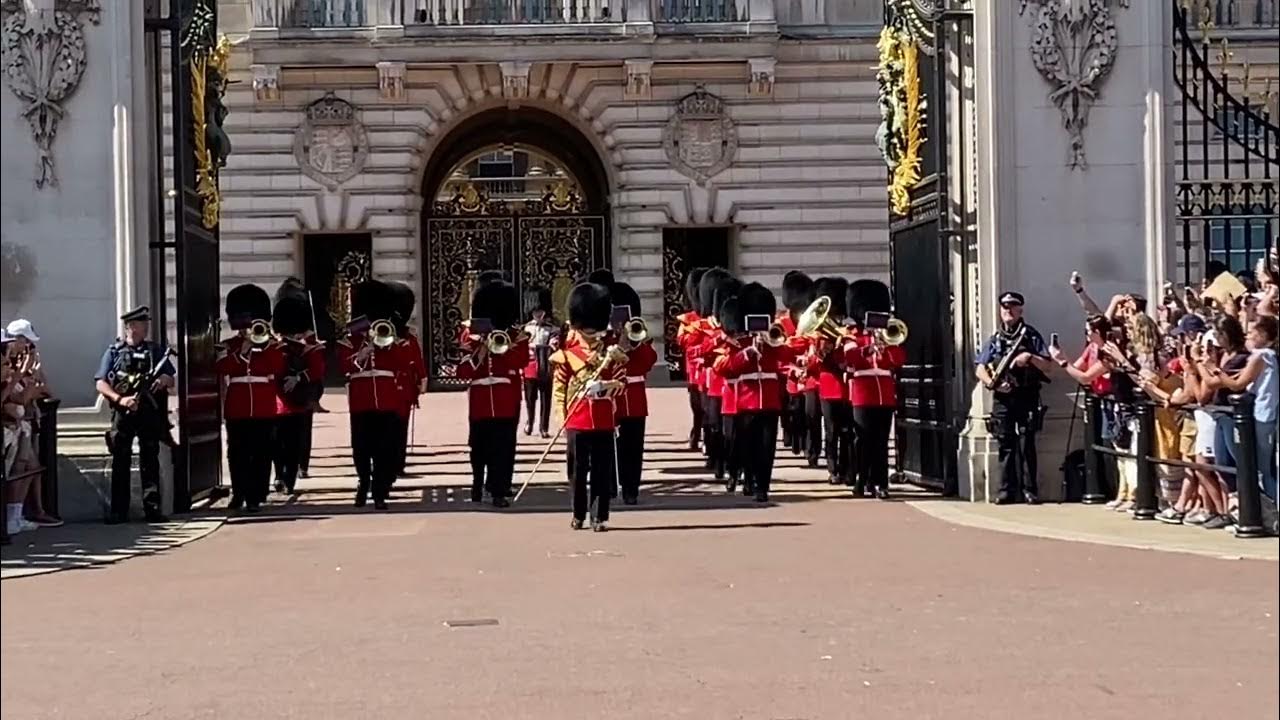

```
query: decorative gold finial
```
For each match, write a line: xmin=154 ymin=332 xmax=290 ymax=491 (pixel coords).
xmin=1197 ymin=1 xmax=1214 ymax=44
xmin=1216 ymin=37 xmax=1233 ymax=76
xmin=1242 ymin=61 xmax=1251 ymax=96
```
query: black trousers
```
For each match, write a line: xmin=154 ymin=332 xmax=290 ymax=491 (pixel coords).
xmin=109 ymin=412 xmax=162 ymax=518
xmin=821 ymin=399 xmax=853 ymax=483
xmin=393 ymin=411 xmax=412 ymax=477
xmin=740 ymin=411 xmax=780 ymax=496
xmin=616 ymin=417 xmax=646 ymax=500
xmin=299 ymin=412 xmax=314 ymax=473
xmin=523 ymin=377 xmax=552 ymax=434
xmin=686 ymin=385 xmax=704 ymax=446
xmin=227 ymin=417 xmax=276 ymax=508
xmin=703 ymin=395 xmax=724 ymax=476
xmin=350 ymin=410 xmax=400 ymax=501
xmin=850 ymin=406 xmax=894 ymax=492
xmin=567 ymin=429 xmax=615 ymax=522
xmin=990 ymin=391 xmax=1041 ymax=499
xmin=802 ymin=390 xmax=822 ymax=464
xmin=469 ymin=418 xmax=518 ymax=498
xmin=273 ymin=412 xmax=309 ymax=492
xmin=723 ymin=413 xmax=745 ymax=484
xmin=780 ymin=389 xmax=793 ymax=446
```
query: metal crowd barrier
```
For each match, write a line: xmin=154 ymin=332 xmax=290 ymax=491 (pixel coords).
xmin=1081 ymin=391 xmax=1272 ymax=538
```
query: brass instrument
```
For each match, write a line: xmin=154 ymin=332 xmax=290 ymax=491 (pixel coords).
xmin=623 ymin=317 xmax=649 ymax=345
xmin=370 ymin=319 xmax=397 ymax=349
xmin=487 ymin=330 xmax=512 ymax=355
xmin=795 ymin=296 xmax=844 ymax=353
xmin=248 ymin=320 xmax=272 ymax=345
xmin=876 ymin=318 xmax=909 ymax=346
xmin=764 ymin=323 xmax=787 ymax=347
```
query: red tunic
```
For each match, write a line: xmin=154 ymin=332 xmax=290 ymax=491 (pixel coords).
xmin=701 ymin=327 xmax=728 ymax=399
xmin=710 ymin=341 xmax=740 ymax=416
xmin=455 ymin=341 xmax=528 ymax=420
xmin=676 ymin=311 xmax=704 ymax=387
xmin=807 ymin=338 xmax=849 ymax=402
xmin=216 ymin=336 xmax=287 ymax=420
xmin=338 ymin=335 xmax=412 ymax=414
xmin=552 ymin=339 xmax=624 ymax=432
xmin=396 ymin=332 xmax=426 ymax=419
xmin=275 ymin=340 xmax=326 ymax=415
xmin=715 ymin=342 xmax=795 ymax=413
xmin=616 ymin=341 xmax=658 ymax=419
xmin=842 ymin=332 xmax=906 ymax=407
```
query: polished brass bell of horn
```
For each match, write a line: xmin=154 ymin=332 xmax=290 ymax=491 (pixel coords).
xmin=878 ymin=318 xmax=909 ymax=346
xmin=795 ymin=296 xmax=844 ymax=344
xmin=765 ymin=323 xmax=788 ymax=347
xmin=370 ymin=319 xmax=397 ymax=348
xmin=248 ymin=320 xmax=273 ymax=345
xmin=624 ymin=317 xmax=649 ymax=344
xmin=487 ymin=330 xmax=512 ymax=355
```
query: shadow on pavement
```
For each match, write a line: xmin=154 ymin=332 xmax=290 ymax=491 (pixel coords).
xmin=1 ymin=517 xmax=223 ymax=580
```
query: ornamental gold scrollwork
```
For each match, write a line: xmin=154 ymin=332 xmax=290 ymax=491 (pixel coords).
xmin=189 ymin=30 xmax=230 ymax=229
xmin=876 ymin=21 xmax=926 ymax=217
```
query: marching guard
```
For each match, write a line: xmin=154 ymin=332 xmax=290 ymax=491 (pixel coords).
xmin=551 ymin=282 xmax=627 ymax=531
xmin=216 ymin=284 xmax=287 ymax=512
xmin=337 ymin=281 xmax=415 ymax=509
xmin=271 ymin=279 xmax=325 ymax=494
xmin=781 ymin=271 xmax=821 ymax=466
xmin=809 ymin=277 xmax=853 ymax=486
xmin=676 ymin=267 xmax=707 ymax=451
xmin=843 ymin=280 xmax=905 ymax=499
xmin=457 ymin=280 xmax=528 ymax=507
xmin=521 ymin=285 xmax=559 ymax=438
xmin=708 ymin=276 xmax=745 ymax=489
xmin=610 ymin=280 xmax=657 ymax=505
xmin=389 ymin=281 xmax=427 ymax=479
xmin=696 ymin=268 xmax=735 ymax=479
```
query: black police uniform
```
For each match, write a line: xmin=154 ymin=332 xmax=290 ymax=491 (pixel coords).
xmin=975 ymin=295 xmax=1050 ymax=503
xmin=95 ymin=306 xmax=174 ymax=522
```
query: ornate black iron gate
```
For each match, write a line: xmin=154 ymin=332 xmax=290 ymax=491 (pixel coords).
xmin=660 ymin=227 xmax=732 ymax=381
xmin=1172 ymin=1 xmax=1278 ymax=280
xmin=423 ymin=185 xmax=608 ymax=389
xmin=881 ymin=0 xmax=965 ymax=494
xmin=146 ymin=0 xmax=228 ymax=510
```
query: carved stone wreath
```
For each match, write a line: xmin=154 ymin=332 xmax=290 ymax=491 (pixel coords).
xmin=876 ymin=19 xmax=927 ymax=216
xmin=1 ymin=0 xmax=100 ymax=189
xmin=293 ymin=94 xmax=369 ymax=190
xmin=662 ymin=87 xmax=738 ymax=186
xmin=1020 ymin=0 xmax=1129 ymax=170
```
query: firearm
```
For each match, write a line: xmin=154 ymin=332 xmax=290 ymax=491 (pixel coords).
xmin=105 ymin=349 xmax=178 ymax=452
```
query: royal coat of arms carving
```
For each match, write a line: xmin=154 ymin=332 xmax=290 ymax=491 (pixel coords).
xmin=293 ymin=93 xmax=369 ymax=190
xmin=662 ymin=87 xmax=738 ymax=186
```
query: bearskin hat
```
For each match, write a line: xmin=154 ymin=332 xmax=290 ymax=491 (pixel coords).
xmin=610 ymin=281 xmax=642 ymax=319
xmin=720 ymin=295 xmax=745 ymax=335
xmin=226 ymin=284 xmax=272 ymax=328
xmin=272 ymin=295 xmax=311 ymax=335
xmin=685 ymin=267 xmax=707 ymax=308
xmin=351 ymin=280 xmax=395 ymax=322
xmin=847 ymin=279 xmax=892 ymax=325
xmin=713 ymin=277 xmax=743 ymax=322
xmin=476 ymin=270 xmax=506 ymax=289
xmin=587 ymin=268 xmax=615 ymax=287
xmin=698 ymin=267 xmax=733 ymax=318
xmin=388 ymin=282 xmax=416 ymax=332
xmin=274 ymin=276 xmax=308 ymax=306
xmin=739 ymin=282 xmax=778 ymax=320
xmin=471 ymin=280 xmax=519 ymax=330
xmin=568 ymin=282 xmax=612 ymax=333
xmin=523 ymin=285 xmax=553 ymax=317
xmin=813 ymin=276 xmax=849 ymax=319
xmin=782 ymin=271 xmax=815 ymax=314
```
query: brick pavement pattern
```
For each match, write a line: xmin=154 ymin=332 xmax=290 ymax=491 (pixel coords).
xmin=2 ymin=389 xmax=1277 ymax=719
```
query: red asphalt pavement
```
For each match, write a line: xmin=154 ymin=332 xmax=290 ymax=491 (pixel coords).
xmin=2 ymin=388 xmax=1277 ymax=720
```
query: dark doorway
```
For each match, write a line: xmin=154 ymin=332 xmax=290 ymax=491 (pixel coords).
xmin=301 ymin=232 xmax=374 ymax=386
xmin=660 ymin=226 xmax=732 ymax=381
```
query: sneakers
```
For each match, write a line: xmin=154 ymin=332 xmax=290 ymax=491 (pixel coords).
xmin=1114 ymin=500 xmax=1134 ymax=513
xmin=5 ymin=518 xmax=37 ymax=535
xmin=1202 ymin=514 xmax=1234 ymax=530
xmin=1156 ymin=508 xmax=1185 ymax=525
xmin=1184 ymin=509 xmax=1211 ymax=525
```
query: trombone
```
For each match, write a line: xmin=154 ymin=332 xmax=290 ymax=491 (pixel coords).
xmin=486 ymin=330 xmax=512 ymax=355
xmin=873 ymin=317 xmax=909 ymax=346
xmin=763 ymin=322 xmax=787 ymax=347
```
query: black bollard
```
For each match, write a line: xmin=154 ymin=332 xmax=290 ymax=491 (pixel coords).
xmin=36 ymin=397 xmax=62 ymax=518
xmin=1230 ymin=394 xmax=1265 ymax=538
xmin=1132 ymin=401 xmax=1158 ymax=520
xmin=1082 ymin=392 xmax=1108 ymax=504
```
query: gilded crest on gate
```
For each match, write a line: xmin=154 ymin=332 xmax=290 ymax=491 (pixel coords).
xmin=293 ymin=93 xmax=369 ymax=190
xmin=661 ymin=87 xmax=738 ymax=186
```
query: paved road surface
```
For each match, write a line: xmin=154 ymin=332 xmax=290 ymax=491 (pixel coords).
xmin=3 ymin=389 xmax=1277 ymax=720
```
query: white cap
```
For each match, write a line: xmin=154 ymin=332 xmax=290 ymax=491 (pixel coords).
xmin=1200 ymin=328 xmax=1218 ymax=349
xmin=4 ymin=319 xmax=39 ymax=343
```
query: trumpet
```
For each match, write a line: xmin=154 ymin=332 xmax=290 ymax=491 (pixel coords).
xmin=487 ymin=330 xmax=512 ymax=355
xmin=763 ymin=322 xmax=787 ymax=347
xmin=248 ymin=320 xmax=273 ymax=345
xmin=875 ymin=318 xmax=909 ymax=346
xmin=623 ymin=317 xmax=649 ymax=345
xmin=370 ymin=319 xmax=398 ymax=348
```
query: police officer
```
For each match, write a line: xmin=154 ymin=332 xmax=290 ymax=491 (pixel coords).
xmin=975 ymin=291 xmax=1054 ymax=504
xmin=93 ymin=306 xmax=175 ymax=523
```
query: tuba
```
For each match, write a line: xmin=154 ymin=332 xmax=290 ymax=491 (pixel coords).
xmin=370 ymin=319 xmax=397 ymax=348
xmin=248 ymin=320 xmax=273 ymax=345
xmin=795 ymin=296 xmax=845 ymax=346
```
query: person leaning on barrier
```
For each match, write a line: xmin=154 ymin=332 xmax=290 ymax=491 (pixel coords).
xmin=94 ymin=306 xmax=176 ymax=524
xmin=1199 ymin=315 xmax=1278 ymax=504
xmin=976 ymin=292 xmax=1055 ymax=505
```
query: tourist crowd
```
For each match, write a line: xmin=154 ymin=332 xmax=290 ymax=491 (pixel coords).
xmin=1 ymin=318 xmax=62 ymax=543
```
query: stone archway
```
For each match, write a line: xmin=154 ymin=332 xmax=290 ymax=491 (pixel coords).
xmin=418 ymin=106 xmax=613 ymax=388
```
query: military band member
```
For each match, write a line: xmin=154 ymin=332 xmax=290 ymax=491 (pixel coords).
xmin=337 ymin=281 xmax=413 ymax=510
xmin=697 ymin=268 xmax=735 ymax=478
xmin=216 ymin=285 xmax=287 ymax=513
xmin=94 ymin=306 xmax=175 ymax=523
xmin=975 ymin=291 xmax=1053 ymax=504
xmin=457 ymin=280 xmax=528 ymax=507
xmin=843 ymin=280 xmax=906 ymax=499
xmin=389 ymin=281 xmax=427 ymax=479
xmin=809 ymin=277 xmax=854 ymax=485
xmin=610 ymin=281 xmax=657 ymax=505
xmin=552 ymin=282 xmax=627 ymax=531
xmin=521 ymin=285 xmax=559 ymax=438
xmin=271 ymin=280 xmax=325 ymax=494
xmin=708 ymin=276 xmax=746 ymax=490
xmin=716 ymin=283 xmax=794 ymax=502
xmin=781 ymin=271 xmax=821 ymax=466
xmin=676 ymin=267 xmax=708 ymax=451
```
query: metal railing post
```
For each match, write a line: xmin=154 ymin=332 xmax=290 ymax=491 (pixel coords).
xmin=36 ymin=398 xmax=62 ymax=518
xmin=1082 ymin=392 xmax=1108 ymax=503
xmin=1230 ymin=393 xmax=1265 ymax=537
xmin=1132 ymin=401 xmax=1159 ymax=520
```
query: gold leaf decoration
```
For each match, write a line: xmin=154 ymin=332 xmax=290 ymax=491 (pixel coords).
xmin=875 ymin=23 xmax=927 ymax=217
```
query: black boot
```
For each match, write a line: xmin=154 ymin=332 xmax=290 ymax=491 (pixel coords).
xmin=355 ymin=484 xmax=368 ymax=507
xmin=492 ymin=496 xmax=510 ymax=508
xmin=524 ymin=423 xmax=533 ymax=436
xmin=470 ymin=485 xmax=484 ymax=503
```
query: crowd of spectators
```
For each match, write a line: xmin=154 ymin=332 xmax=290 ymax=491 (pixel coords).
xmin=1 ymin=318 xmax=62 ymax=544
xmin=1054 ymin=251 xmax=1278 ymax=533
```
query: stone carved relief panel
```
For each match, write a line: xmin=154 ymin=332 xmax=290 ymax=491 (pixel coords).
xmin=0 ymin=0 xmax=100 ymax=189
xmin=292 ymin=93 xmax=369 ymax=190
xmin=1020 ymin=0 xmax=1129 ymax=170
xmin=662 ymin=87 xmax=738 ymax=186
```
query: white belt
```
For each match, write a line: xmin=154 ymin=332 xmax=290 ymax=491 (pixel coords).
xmin=738 ymin=372 xmax=776 ymax=381
xmin=625 ymin=376 xmax=646 ymax=384
xmin=228 ymin=375 xmax=273 ymax=384
xmin=472 ymin=377 xmax=512 ymax=386
xmin=850 ymin=369 xmax=892 ymax=378
xmin=351 ymin=369 xmax=395 ymax=379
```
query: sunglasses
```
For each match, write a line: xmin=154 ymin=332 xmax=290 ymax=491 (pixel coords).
xmin=1000 ymin=302 xmax=1023 ymax=309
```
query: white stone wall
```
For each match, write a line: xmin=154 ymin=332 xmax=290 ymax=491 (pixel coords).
xmin=198 ymin=38 xmax=887 ymax=351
